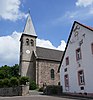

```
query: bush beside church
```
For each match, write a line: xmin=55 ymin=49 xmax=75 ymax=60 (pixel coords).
xmin=0 ymin=76 xmax=29 ymax=96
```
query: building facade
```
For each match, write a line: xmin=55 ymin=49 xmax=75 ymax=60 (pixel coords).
xmin=59 ymin=21 xmax=93 ymax=95
xmin=19 ymin=13 xmax=63 ymax=88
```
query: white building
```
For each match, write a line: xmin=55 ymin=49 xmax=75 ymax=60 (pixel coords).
xmin=58 ymin=21 xmax=93 ymax=95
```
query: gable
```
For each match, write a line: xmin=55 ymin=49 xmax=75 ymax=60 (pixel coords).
xmin=58 ymin=21 xmax=93 ymax=72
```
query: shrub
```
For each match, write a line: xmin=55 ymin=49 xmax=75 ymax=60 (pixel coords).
xmin=2 ymin=78 xmax=10 ymax=87
xmin=0 ymin=80 xmax=3 ymax=88
xmin=10 ymin=77 xmax=19 ymax=87
xmin=44 ymin=85 xmax=63 ymax=95
xmin=29 ymin=81 xmax=37 ymax=90
xmin=19 ymin=76 xmax=29 ymax=85
xmin=38 ymin=87 xmax=43 ymax=92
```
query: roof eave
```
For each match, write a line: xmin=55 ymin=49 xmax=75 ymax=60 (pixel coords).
xmin=20 ymin=33 xmax=37 ymax=41
xmin=58 ymin=21 xmax=76 ymax=72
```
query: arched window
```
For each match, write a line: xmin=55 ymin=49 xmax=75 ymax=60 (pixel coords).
xmin=31 ymin=39 xmax=34 ymax=46
xmin=26 ymin=38 xmax=29 ymax=45
xmin=50 ymin=69 xmax=55 ymax=80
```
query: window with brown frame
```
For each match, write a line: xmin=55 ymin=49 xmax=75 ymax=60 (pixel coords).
xmin=91 ymin=43 xmax=93 ymax=54
xmin=78 ymin=70 xmax=85 ymax=85
xmin=76 ymin=48 xmax=82 ymax=61
xmin=64 ymin=74 xmax=69 ymax=87
xmin=66 ymin=57 xmax=69 ymax=66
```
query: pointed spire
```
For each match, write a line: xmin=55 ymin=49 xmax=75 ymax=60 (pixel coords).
xmin=23 ymin=11 xmax=37 ymax=37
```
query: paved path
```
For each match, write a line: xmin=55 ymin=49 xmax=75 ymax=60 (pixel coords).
xmin=0 ymin=90 xmax=92 ymax=100
xmin=0 ymin=95 xmax=78 ymax=100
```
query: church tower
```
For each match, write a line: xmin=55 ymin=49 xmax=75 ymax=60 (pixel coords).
xmin=19 ymin=13 xmax=37 ymax=81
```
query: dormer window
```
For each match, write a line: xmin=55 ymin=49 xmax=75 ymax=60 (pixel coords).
xmin=31 ymin=39 xmax=34 ymax=46
xmin=26 ymin=38 xmax=29 ymax=45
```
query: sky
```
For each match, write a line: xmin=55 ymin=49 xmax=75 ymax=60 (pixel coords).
xmin=0 ymin=0 xmax=93 ymax=66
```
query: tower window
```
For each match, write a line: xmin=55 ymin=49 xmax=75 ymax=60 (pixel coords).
xmin=50 ymin=69 xmax=55 ymax=80
xmin=31 ymin=39 xmax=34 ymax=46
xmin=26 ymin=38 xmax=29 ymax=45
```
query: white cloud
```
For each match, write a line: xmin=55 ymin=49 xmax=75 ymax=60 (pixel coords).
xmin=52 ymin=0 xmax=93 ymax=25
xmin=63 ymin=10 xmax=90 ymax=21
xmin=76 ymin=0 xmax=93 ymax=7
xmin=57 ymin=40 xmax=66 ymax=51
xmin=36 ymin=38 xmax=66 ymax=51
xmin=0 ymin=0 xmax=27 ymax=21
xmin=0 ymin=31 xmax=21 ymax=66
xmin=36 ymin=38 xmax=56 ymax=50
xmin=0 ymin=32 xmax=66 ymax=66
xmin=89 ymin=7 xmax=93 ymax=15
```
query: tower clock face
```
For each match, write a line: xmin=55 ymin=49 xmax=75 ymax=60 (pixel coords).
xmin=26 ymin=50 xmax=30 ymax=54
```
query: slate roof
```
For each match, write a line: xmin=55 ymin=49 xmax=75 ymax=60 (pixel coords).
xmin=23 ymin=13 xmax=37 ymax=37
xmin=36 ymin=46 xmax=63 ymax=62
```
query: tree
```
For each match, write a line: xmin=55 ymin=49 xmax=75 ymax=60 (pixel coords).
xmin=10 ymin=77 xmax=19 ymax=87
xmin=10 ymin=64 xmax=19 ymax=77
xmin=2 ymin=78 xmax=10 ymax=87
xmin=0 ymin=64 xmax=20 ymax=79
xmin=0 ymin=65 xmax=11 ymax=79
xmin=0 ymin=70 xmax=5 ymax=79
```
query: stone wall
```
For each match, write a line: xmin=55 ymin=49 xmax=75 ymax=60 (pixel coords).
xmin=21 ymin=85 xmax=29 ymax=96
xmin=36 ymin=60 xmax=60 ymax=88
xmin=0 ymin=85 xmax=29 ymax=96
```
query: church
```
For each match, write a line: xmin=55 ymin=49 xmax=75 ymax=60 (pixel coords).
xmin=19 ymin=13 xmax=63 ymax=88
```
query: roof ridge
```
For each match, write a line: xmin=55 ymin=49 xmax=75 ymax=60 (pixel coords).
xmin=36 ymin=46 xmax=63 ymax=52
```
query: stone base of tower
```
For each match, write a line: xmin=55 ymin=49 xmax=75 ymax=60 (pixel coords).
xmin=20 ymin=61 xmax=36 ymax=82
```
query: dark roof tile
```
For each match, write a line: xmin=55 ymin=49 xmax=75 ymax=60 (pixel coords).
xmin=36 ymin=47 xmax=63 ymax=61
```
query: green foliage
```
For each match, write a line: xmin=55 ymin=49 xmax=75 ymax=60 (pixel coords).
xmin=0 ymin=65 xmax=11 ymax=79
xmin=2 ymin=78 xmax=10 ymax=87
xmin=29 ymin=81 xmax=37 ymax=90
xmin=19 ymin=76 xmax=29 ymax=85
xmin=10 ymin=64 xmax=19 ymax=78
xmin=0 ymin=70 xmax=5 ymax=79
xmin=10 ymin=77 xmax=19 ymax=87
xmin=0 ymin=64 xmax=30 ymax=88
xmin=0 ymin=80 xmax=3 ymax=88
xmin=0 ymin=64 xmax=19 ymax=79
